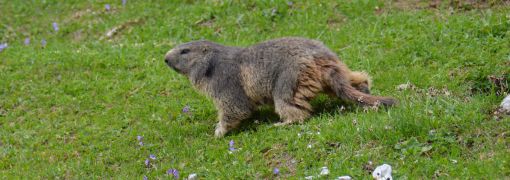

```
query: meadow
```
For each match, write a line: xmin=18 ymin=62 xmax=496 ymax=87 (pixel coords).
xmin=1 ymin=0 xmax=509 ymax=179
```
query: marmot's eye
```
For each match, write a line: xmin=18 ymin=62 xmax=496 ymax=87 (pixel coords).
xmin=180 ymin=49 xmax=190 ymax=55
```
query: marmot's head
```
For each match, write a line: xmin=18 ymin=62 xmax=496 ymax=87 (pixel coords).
xmin=164 ymin=40 xmax=219 ymax=76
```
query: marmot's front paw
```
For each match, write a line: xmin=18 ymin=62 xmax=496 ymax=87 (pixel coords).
xmin=214 ymin=126 xmax=228 ymax=138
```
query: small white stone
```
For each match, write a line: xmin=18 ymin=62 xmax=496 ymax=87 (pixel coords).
xmin=501 ymin=95 xmax=510 ymax=112
xmin=320 ymin=166 xmax=329 ymax=176
xmin=337 ymin=176 xmax=352 ymax=180
xmin=187 ymin=173 xmax=198 ymax=180
xmin=372 ymin=164 xmax=392 ymax=180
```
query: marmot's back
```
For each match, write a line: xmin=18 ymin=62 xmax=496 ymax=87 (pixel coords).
xmin=236 ymin=37 xmax=339 ymax=104
xmin=242 ymin=37 xmax=338 ymax=62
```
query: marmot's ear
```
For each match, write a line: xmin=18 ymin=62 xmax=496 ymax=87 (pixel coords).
xmin=204 ymin=54 xmax=217 ymax=78
xmin=192 ymin=52 xmax=217 ymax=78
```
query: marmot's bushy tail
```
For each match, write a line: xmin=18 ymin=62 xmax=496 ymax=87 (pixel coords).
xmin=323 ymin=64 xmax=396 ymax=107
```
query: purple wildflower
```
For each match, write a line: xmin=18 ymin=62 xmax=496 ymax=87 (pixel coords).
xmin=0 ymin=43 xmax=7 ymax=52
xmin=105 ymin=4 xmax=111 ymax=11
xmin=143 ymin=175 xmax=148 ymax=180
xmin=24 ymin=38 xmax=30 ymax=45
xmin=229 ymin=140 xmax=235 ymax=151
xmin=122 ymin=0 xmax=127 ymax=6
xmin=149 ymin=154 xmax=156 ymax=160
xmin=273 ymin=168 xmax=280 ymax=175
xmin=166 ymin=169 xmax=179 ymax=179
xmin=182 ymin=105 xmax=190 ymax=113
xmin=41 ymin=39 xmax=47 ymax=47
xmin=144 ymin=159 xmax=150 ymax=167
xmin=137 ymin=135 xmax=144 ymax=146
xmin=52 ymin=22 xmax=59 ymax=32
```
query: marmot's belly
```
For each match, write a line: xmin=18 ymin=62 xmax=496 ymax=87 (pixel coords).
xmin=240 ymin=66 xmax=274 ymax=104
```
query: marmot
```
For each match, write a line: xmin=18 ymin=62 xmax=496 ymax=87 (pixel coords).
xmin=164 ymin=37 xmax=396 ymax=137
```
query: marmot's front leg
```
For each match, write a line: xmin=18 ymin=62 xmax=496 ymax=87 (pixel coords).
xmin=214 ymin=107 xmax=252 ymax=137
xmin=212 ymin=94 xmax=253 ymax=138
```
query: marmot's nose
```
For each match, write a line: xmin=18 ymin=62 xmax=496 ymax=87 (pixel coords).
xmin=164 ymin=51 xmax=172 ymax=63
xmin=164 ymin=54 xmax=171 ymax=63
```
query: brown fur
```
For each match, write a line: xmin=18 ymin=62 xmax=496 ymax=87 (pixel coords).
xmin=349 ymin=71 xmax=372 ymax=93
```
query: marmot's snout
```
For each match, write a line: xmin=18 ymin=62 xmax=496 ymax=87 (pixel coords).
xmin=165 ymin=48 xmax=188 ymax=74
xmin=164 ymin=50 xmax=174 ymax=64
xmin=164 ymin=51 xmax=178 ymax=73
xmin=164 ymin=48 xmax=177 ymax=64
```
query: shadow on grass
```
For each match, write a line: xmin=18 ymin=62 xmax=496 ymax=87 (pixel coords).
xmin=227 ymin=94 xmax=361 ymax=136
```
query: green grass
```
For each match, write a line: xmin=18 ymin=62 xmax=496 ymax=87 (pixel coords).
xmin=1 ymin=0 xmax=509 ymax=179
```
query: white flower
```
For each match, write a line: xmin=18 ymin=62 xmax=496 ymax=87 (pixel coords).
xmin=372 ymin=164 xmax=392 ymax=180
xmin=305 ymin=176 xmax=314 ymax=179
xmin=187 ymin=173 xmax=198 ymax=180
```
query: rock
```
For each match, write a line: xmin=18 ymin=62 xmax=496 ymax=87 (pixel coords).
xmin=500 ymin=95 xmax=510 ymax=113
xmin=337 ymin=175 xmax=352 ymax=180
xmin=320 ymin=166 xmax=329 ymax=176
xmin=372 ymin=164 xmax=392 ymax=180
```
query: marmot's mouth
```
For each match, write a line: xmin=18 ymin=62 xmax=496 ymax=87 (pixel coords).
xmin=166 ymin=64 xmax=180 ymax=73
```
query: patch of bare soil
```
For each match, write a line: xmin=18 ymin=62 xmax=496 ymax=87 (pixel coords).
xmin=490 ymin=106 xmax=509 ymax=120
xmin=102 ymin=18 xmax=145 ymax=40
xmin=396 ymin=82 xmax=452 ymax=97
xmin=262 ymin=143 xmax=298 ymax=178
xmin=388 ymin=0 xmax=510 ymax=11
xmin=469 ymin=74 xmax=509 ymax=96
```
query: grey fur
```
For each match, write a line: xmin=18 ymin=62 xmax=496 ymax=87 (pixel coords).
xmin=165 ymin=37 xmax=396 ymax=137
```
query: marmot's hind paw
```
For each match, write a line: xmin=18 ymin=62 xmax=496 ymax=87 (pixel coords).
xmin=273 ymin=121 xmax=297 ymax=127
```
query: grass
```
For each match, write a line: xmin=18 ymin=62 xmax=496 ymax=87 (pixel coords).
xmin=1 ymin=0 xmax=509 ymax=179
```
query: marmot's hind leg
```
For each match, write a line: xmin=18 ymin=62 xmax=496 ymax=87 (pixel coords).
xmin=273 ymin=100 xmax=311 ymax=126
xmin=349 ymin=71 xmax=372 ymax=94
xmin=273 ymin=63 xmax=322 ymax=126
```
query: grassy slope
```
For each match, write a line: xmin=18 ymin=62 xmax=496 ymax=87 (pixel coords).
xmin=1 ymin=0 xmax=509 ymax=179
